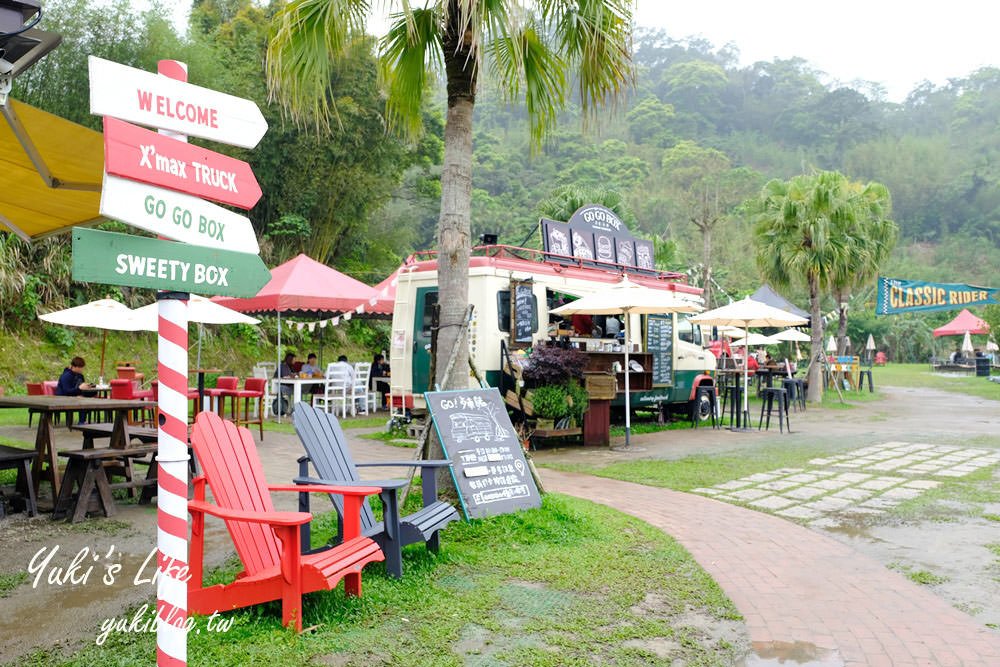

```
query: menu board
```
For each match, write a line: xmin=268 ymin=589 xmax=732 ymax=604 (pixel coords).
xmin=646 ymin=314 xmax=673 ymax=386
xmin=425 ymin=388 xmax=542 ymax=519
xmin=540 ymin=205 xmax=656 ymax=275
xmin=513 ymin=283 xmax=533 ymax=343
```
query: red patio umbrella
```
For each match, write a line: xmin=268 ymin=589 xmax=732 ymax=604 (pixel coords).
xmin=932 ymin=309 xmax=990 ymax=337
xmin=213 ymin=254 xmax=381 ymax=419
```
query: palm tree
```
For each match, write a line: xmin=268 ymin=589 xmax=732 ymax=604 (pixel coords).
xmin=751 ymin=171 xmax=856 ymax=403
xmin=831 ymin=182 xmax=897 ymax=354
xmin=267 ymin=1 xmax=634 ymax=393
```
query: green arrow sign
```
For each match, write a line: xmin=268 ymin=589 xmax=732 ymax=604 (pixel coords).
xmin=72 ymin=227 xmax=269 ymax=297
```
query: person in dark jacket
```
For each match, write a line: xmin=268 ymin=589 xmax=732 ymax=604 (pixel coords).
xmin=57 ymin=356 xmax=94 ymax=424
xmin=56 ymin=357 xmax=92 ymax=396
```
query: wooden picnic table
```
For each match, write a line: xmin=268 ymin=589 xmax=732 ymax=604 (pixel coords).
xmin=0 ymin=396 xmax=154 ymax=499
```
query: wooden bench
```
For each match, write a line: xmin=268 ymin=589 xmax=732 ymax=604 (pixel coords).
xmin=71 ymin=422 xmax=159 ymax=449
xmin=53 ymin=446 xmax=156 ymax=522
xmin=0 ymin=444 xmax=38 ymax=517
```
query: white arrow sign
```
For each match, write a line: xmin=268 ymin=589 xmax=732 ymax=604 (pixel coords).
xmin=100 ymin=173 xmax=260 ymax=254
xmin=89 ymin=56 xmax=268 ymax=149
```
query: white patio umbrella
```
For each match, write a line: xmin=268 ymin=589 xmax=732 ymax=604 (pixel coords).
xmin=39 ymin=298 xmax=155 ymax=381
xmin=551 ymin=278 xmax=701 ymax=448
xmin=866 ymin=333 xmax=876 ymax=351
xmin=730 ymin=333 xmax=778 ymax=347
xmin=716 ymin=325 xmax=745 ymax=338
xmin=826 ymin=334 xmax=837 ymax=352
xmin=688 ymin=296 xmax=808 ymax=430
xmin=962 ymin=330 xmax=974 ymax=354
xmin=134 ymin=295 xmax=260 ymax=367
xmin=772 ymin=328 xmax=812 ymax=342
xmin=987 ymin=339 xmax=999 ymax=352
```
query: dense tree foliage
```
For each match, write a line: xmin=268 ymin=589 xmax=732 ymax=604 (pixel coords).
xmin=2 ymin=8 xmax=998 ymax=359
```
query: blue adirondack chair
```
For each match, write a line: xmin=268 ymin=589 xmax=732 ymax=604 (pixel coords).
xmin=292 ymin=402 xmax=460 ymax=578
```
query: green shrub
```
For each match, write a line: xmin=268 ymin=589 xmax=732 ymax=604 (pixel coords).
xmin=44 ymin=325 xmax=75 ymax=348
xmin=565 ymin=379 xmax=589 ymax=422
xmin=532 ymin=384 xmax=569 ymax=419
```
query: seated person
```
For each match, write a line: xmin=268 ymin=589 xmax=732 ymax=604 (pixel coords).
xmin=331 ymin=354 xmax=356 ymax=386
xmin=301 ymin=353 xmax=322 ymax=376
xmin=746 ymin=354 xmax=759 ymax=372
xmin=57 ymin=356 xmax=95 ymax=423
xmin=275 ymin=352 xmax=296 ymax=395
xmin=56 ymin=356 xmax=94 ymax=396
xmin=372 ymin=353 xmax=391 ymax=407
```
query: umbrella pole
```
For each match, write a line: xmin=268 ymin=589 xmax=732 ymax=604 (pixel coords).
xmin=624 ymin=311 xmax=631 ymax=448
xmin=277 ymin=312 xmax=282 ymax=424
xmin=99 ymin=329 xmax=107 ymax=383
xmin=742 ymin=325 xmax=750 ymax=428
xmin=196 ymin=323 xmax=202 ymax=369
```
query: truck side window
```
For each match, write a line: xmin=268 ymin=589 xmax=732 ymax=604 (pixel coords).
xmin=420 ymin=291 xmax=438 ymax=334
xmin=677 ymin=315 xmax=702 ymax=345
xmin=497 ymin=290 xmax=538 ymax=332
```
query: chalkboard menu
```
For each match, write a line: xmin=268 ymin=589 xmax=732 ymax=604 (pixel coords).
xmin=425 ymin=388 xmax=542 ymax=519
xmin=646 ymin=314 xmax=673 ymax=385
xmin=514 ymin=283 xmax=533 ymax=343
xmin=540 ymin=204 xmax=656 ymax=275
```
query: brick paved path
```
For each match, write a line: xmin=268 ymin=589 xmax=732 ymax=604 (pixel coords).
xmin=541 ymin=469 xmax=1000 ymax=666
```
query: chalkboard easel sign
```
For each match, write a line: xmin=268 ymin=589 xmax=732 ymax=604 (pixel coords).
xmin=425 ymin=388 xmax=542 ymax=520
xmin=512 ymin=281 xmax=534 ymax=344
xmin=646 ymin=314 xmax=674 ymax=386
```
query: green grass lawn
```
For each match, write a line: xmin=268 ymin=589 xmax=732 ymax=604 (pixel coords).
xmin=874 ymin=363 xmax=1000 ymax=401
xmin=263 ymin=414 xmax=390 ymax=434
xmin=18 ymin=495 xmax=744 ymax=667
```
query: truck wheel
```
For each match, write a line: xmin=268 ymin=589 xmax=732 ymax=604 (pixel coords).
xmin=691 ymin=386 xmax=714 ymax=423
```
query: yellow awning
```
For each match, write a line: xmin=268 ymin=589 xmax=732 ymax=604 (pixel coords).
xmin=0 ymin=98 xmax=103 ymax=241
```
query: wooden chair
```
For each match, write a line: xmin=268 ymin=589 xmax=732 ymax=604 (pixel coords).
xmin=110 ymin=379 xmax=154 ymax=426
xmin=26 ymin=382 xmax=43 ymax=427
xmin=292 ymin=402 xmax=460 ymax=578
xmin=205 ymin=376 xmax=238 ymax=418
xmin=188 ymin=412 xmax=384 ymax=631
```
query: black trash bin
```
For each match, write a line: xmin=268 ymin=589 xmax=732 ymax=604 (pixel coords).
xmin=975 ymin=357 xmax=990 ymax=377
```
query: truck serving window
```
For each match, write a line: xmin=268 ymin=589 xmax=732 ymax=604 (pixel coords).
xmin=677 ymin=314 xmax=702 ymax=345
xmin=497 ymin=290 xmax=538 ymax=332
xmin=420 ymin=291 xmax=438 ymax=334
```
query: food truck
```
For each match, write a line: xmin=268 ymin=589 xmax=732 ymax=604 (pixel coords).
xmin=387 ymin=205 xmax=718 ymax=421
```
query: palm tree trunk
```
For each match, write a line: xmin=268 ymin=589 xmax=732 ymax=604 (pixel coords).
xmin=428 ymin=5 xmax=477 ymax=488
xmin=806 ymin=275 xmax=824 ymax=403
xmin=436 ymin=7 xmax=476 ymax=391
xmin=701 ymin=223 xmax=712 ymax=309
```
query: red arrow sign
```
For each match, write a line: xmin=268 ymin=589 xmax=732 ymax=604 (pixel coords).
xmin=103 ymin=116 xmax=262 ymax=210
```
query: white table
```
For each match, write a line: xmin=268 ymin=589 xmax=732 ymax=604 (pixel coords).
xmin=275 ymin=377 xmax=326 ymax=422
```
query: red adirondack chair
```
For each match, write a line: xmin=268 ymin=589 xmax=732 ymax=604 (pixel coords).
xmin=188 ymin=411 xmax=384 ymax=631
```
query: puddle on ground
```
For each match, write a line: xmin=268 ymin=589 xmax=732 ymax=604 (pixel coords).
xmin=737 ymin=641 xmax=844 ymax=666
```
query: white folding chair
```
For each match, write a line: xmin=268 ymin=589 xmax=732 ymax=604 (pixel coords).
xmin=313 ymin=364 xmax=350 ymax=417
xmin=352 ymin=362 xmax=372 ymax=416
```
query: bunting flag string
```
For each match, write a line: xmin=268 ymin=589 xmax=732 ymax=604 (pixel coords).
xmin=288 ymin=266 xmax=409 ymax=331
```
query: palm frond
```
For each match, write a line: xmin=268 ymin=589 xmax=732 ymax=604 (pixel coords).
xmin=379 ymin=7 xmax=443 ymax=138
xmin=267 ymin=0 xmax=370 ymax=132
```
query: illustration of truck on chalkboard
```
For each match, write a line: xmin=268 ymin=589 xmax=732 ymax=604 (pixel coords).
xmin=450 ymin=413 xmax=494 ymax=443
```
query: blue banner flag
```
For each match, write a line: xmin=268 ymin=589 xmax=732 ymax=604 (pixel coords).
xmin=877 ymin=277 xmax=1000 ymax=315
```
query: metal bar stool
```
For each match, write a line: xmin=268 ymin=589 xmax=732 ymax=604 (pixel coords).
xmin=758 ymin=387 xmax=790 ymax=433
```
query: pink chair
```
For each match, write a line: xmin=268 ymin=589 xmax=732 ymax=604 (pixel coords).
xmin=151 ymin=380 xmax=203 ymax=424
xmin=110 ymin=379 xmax=155 ymax=425
xmin=227 ymin=378 xmax=267 ymax=440
xmin=204 ymin=376 xmax=239 ymax=418
xmin=41 ymin=381 xmax=57 ymax=396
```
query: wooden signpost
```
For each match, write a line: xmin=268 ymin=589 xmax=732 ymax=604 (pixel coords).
xmin=72 ymin=227 xmax=269 ymax=297
xmin=99 ymin=173 xmax=260 ymax=254
xmin=104 ymin=117 xmax=262 ymax=209
xmin=83 ymin=56 xmax=269 ymax=667
xmin=88 ymin=55 xmax=268 ymax=149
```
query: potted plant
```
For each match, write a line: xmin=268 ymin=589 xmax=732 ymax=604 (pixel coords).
xmin=532 ymin=384 xmax=569 ymax=430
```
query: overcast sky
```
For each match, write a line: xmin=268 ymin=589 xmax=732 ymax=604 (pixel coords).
xmin=162 ymin=0 xmax=997 ymax=102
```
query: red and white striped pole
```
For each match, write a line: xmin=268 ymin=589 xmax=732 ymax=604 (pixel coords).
xmin=155 ymin=59 xmax=190 ymax=667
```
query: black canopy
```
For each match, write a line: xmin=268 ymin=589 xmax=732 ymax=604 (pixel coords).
xmin=751 ymin=284 xmax=810 ymax=326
